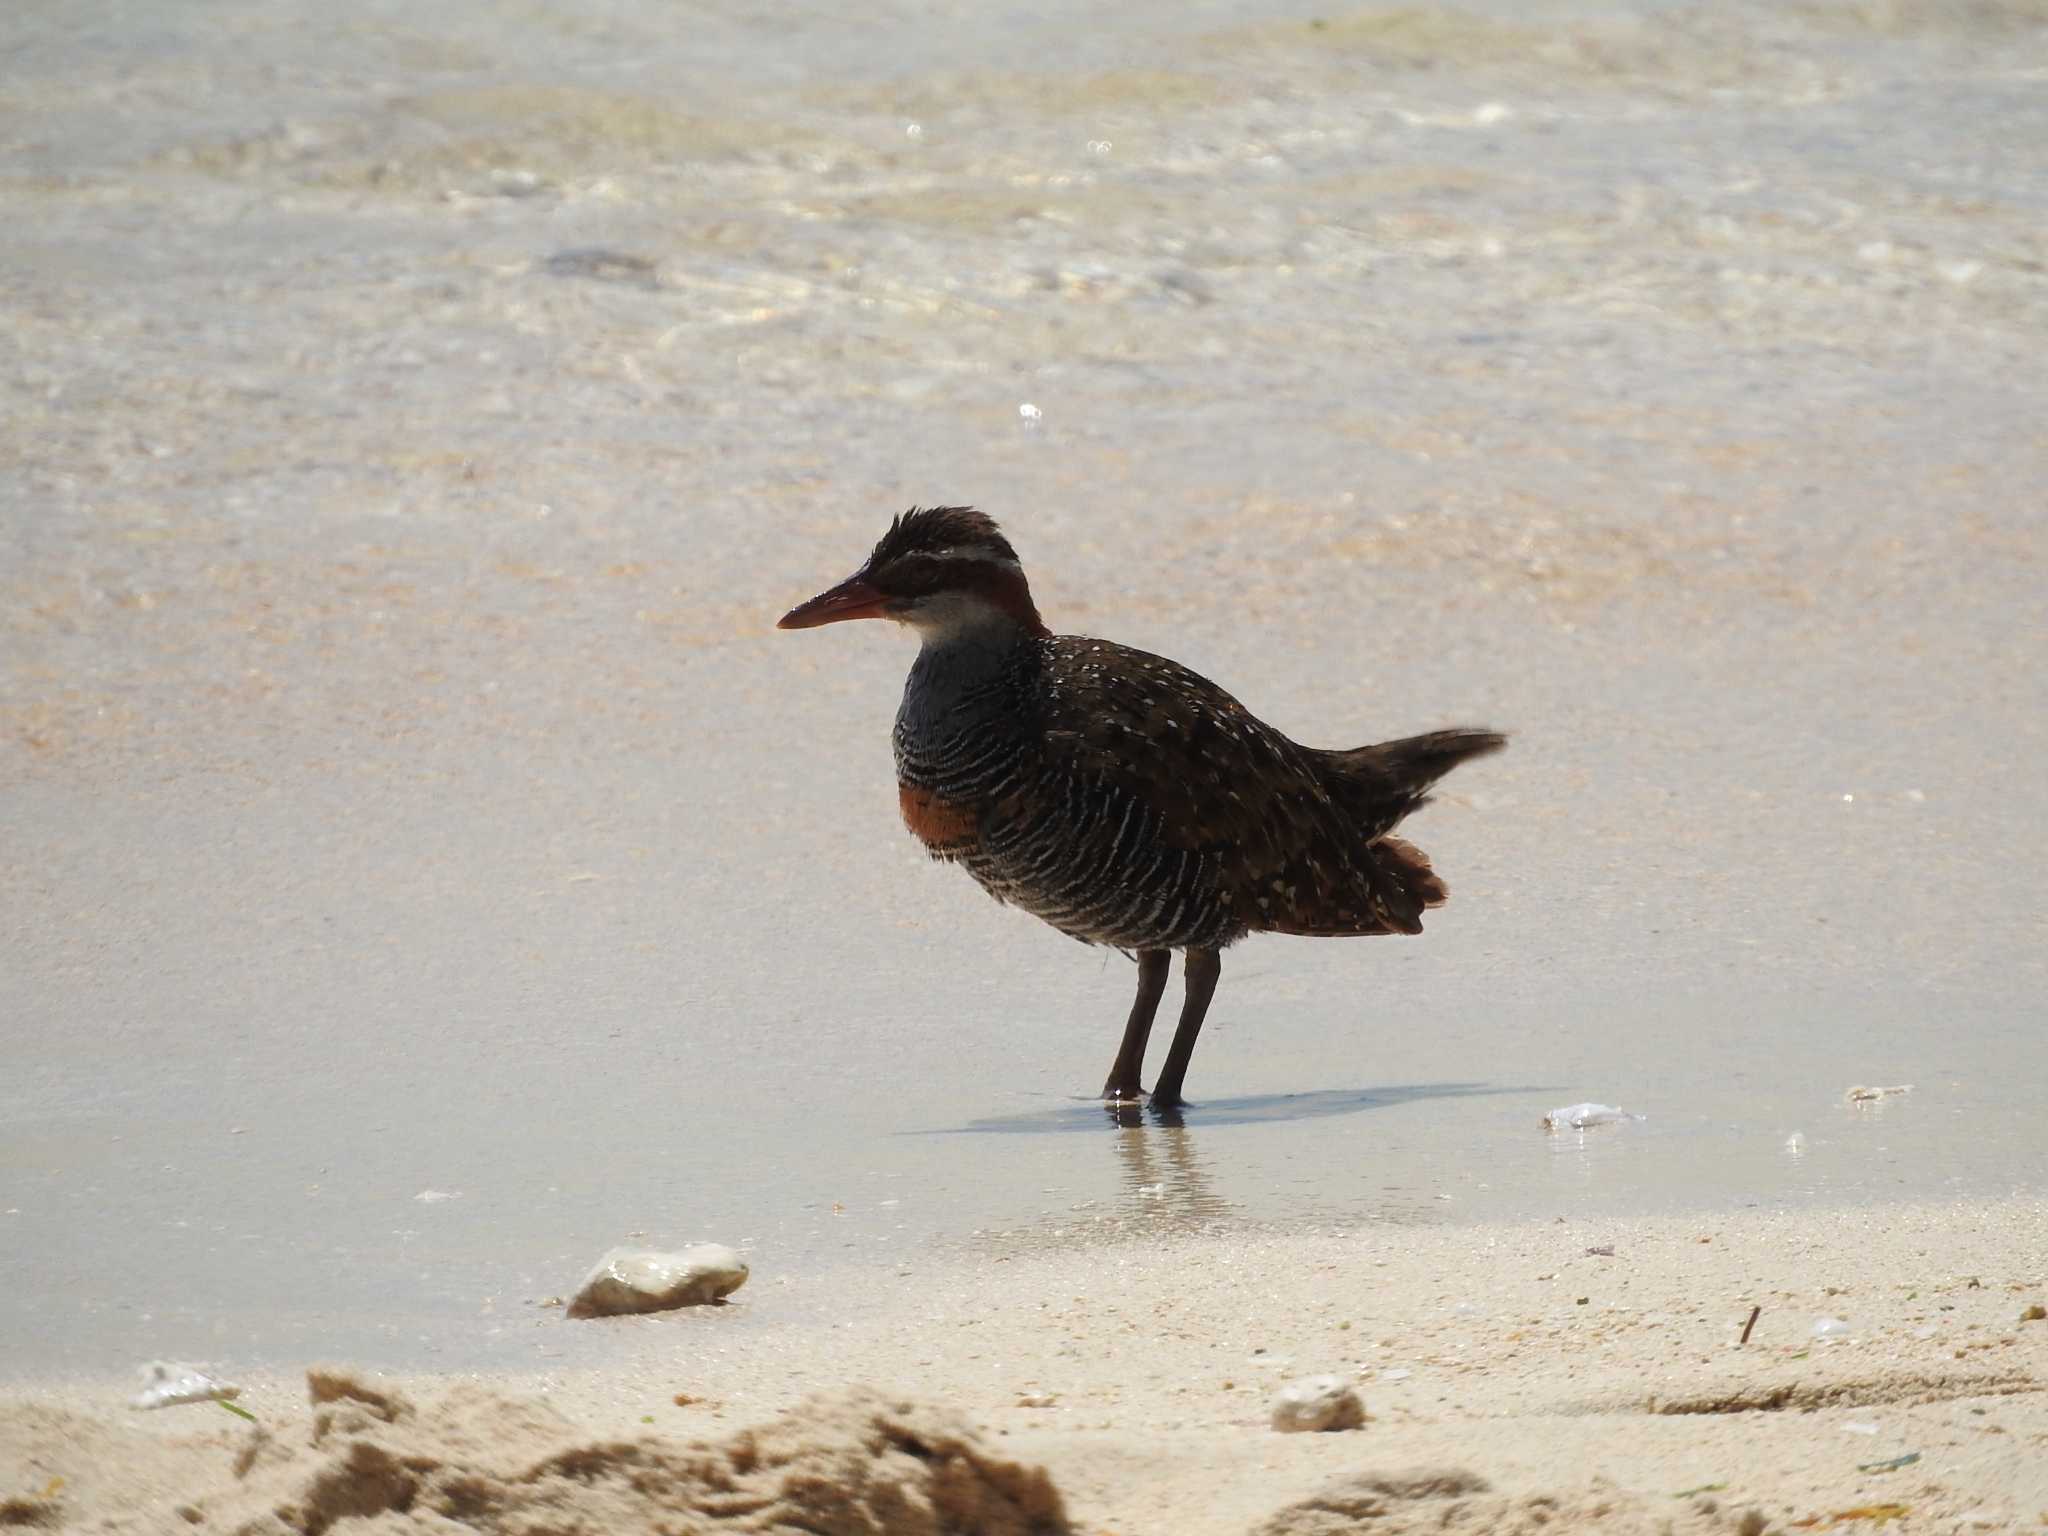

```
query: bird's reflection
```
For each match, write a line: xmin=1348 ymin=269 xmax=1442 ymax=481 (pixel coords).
xmin=1104 ymin=1110 xmax=1231 ymax=1228
xmin=936 ymin=1083 xmax=1523 ymax=1244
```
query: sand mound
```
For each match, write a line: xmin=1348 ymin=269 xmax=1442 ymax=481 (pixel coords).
xmin=236 ymin=1371 xmax=1067 ymax=1535
xmin=1254 ymin=1469 xmax=1770 ymax=1536
xmin=2 ymin=1370 xmax=1069 ymax=1535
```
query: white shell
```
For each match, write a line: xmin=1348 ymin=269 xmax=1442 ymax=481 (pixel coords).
xmin=129 ymin=1361 xmax=241 ymax=1411
xmin=1542 ymin=1102 xmax=1644 ymax=1130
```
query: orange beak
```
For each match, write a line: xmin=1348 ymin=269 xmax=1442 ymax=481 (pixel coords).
xmin=777 ymin=574 xmax=891 ymax=630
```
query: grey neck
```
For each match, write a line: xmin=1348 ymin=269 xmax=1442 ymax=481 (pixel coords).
xmin=896 ymin=614 xmax=1032 ymax=745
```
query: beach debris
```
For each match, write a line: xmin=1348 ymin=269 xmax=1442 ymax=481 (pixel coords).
xmin=129 ymin=1361 xmax=243 ymax=1411
xmin=1542 ymin=1102 xmax=1643 ymax=1130
xmin=0 ymin=1482 xmax=64 ymax=1527
xmin=542 ymin=248 xmax=663 ymax=289
xmin=1790 ymin=1504 xmax=1909 ymax=1529
xmin=1585 ymin=1244 xmax=1616 ymax=1257
xmin=489 ymin=168 xmax=548 ymax=198
xmin=1740 ymin=1305 xmax=1762 ymax=1345
xmin=1844 ymin=1085 xmax=1911 ymax=1104
xmin=1015 ymin=1391 xmax=1058 ymax=1409
xmin=1673 ymin=1482 xmax=1729 ymax=1498
xmin=1813 ymin=1317 xmax=1853 ymax=1340
xmin=1785 ymin=1132 xmax=1807 ymax=1153
xmin=567 ymin=1244 xmax=749 ymax=1319
xmin=1856 ymin=1452 xmax=1920 ymax=1473
xmin=1 ymin=1476 xmax=64 ymax=1523
xmin=1271 ymin=1374 xmax=1365 ymax=1433
xmin=1157 ymin=268 xmax=1215 ymax=306
xmin=2020 ymin=1304 xmax=2045 ymax=1322
xmin=413 ymin=1189 xmax=460 ymax=1203
xmin=1255 ymin=1469 xmax=1754 ymax=1533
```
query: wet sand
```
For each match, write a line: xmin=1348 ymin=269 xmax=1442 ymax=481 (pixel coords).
xmin=3 ymin=0 xmax=2046 ymax=1524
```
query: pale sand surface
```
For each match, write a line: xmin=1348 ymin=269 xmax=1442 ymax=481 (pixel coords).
xmin=6 ymin=1199 xmax=2044 ymax=1532
xmin=5 ymin=0 xmax=2047 ymax=1528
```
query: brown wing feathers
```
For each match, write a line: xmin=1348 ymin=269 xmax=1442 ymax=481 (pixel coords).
xmin=1035 ymin=639 xmax=1496 ymax=942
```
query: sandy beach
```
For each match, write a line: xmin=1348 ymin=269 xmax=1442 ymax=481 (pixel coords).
xmin=4 ymin=0 xmax=2046 ymax=1528
xmin=6 ymin=1200 xmax=2046 ymax=1531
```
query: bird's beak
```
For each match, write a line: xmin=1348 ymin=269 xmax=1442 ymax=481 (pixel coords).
xmin=777 ymin=573 xmax=890 ymax=630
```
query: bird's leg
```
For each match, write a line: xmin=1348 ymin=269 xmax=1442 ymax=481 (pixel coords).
xmin=1149 ymin=947 xmax=1221 ymax=1108
xmin=1102 ymin=949 xmax=1171 ymax=1101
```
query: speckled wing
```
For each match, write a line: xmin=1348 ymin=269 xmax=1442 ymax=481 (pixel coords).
xmin=1031 ymin=636 xmax=1421 ymax=937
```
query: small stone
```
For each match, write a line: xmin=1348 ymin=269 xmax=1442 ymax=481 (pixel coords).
xmin=1271 ymin=1374 xmax=1365 ymax=1433
xmin=2020 ymin=1304 xmax=2046 ymax=1323
xmin=567 ymin=1244 xmax=749 ymax=1318
xmin=1016 ymin=1391 xmax=1058 ymax=1409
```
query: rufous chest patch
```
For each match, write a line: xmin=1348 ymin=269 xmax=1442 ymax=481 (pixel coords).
xmin=899 ymin=784 xmax=980 ymax=851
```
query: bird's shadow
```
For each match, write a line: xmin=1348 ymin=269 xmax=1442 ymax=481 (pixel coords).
xmin=929 ymin=1081 xmax=1542 ymax=1136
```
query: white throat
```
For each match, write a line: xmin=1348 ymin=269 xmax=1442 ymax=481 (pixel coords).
xmin=901 ymin=591 xmax=1028 ymax=649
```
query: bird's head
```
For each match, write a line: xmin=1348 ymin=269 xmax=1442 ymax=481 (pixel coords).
xmin=777 ymin=506 xmax=1047 ymax=639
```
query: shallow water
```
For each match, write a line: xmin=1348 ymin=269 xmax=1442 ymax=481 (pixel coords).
xmin=3 ymin=0 xmax=2045 ymax=1375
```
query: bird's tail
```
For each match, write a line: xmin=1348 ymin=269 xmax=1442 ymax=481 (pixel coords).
xmin=1262 ymin=729 xmax=1503 ymax=939
xmin=1315 ymin=727 xmax=1507 ymax=843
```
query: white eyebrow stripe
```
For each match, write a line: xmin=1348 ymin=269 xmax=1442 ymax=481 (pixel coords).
xmin=917 ymin=546 xmax=1021 ymax=571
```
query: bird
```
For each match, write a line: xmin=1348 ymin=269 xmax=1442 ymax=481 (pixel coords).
xmin=777 ymin=506 xmax=1504 ymax=1107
